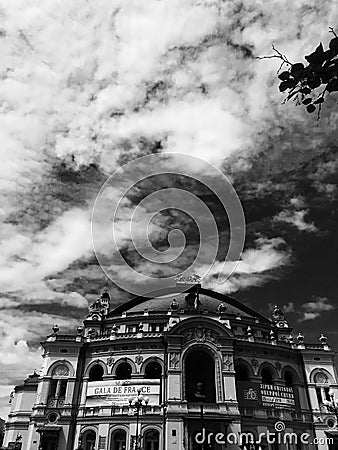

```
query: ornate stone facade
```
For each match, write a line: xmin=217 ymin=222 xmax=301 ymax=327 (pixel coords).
xmin=3 ymin=286 xmax=337 ymax=450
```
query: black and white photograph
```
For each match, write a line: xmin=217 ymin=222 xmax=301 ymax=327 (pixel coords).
xmin=0 ymin=1 xmax=338 ymax=450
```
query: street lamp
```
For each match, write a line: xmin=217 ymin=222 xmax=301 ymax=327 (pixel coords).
xmin=129 ymin=389 xmax=149 ymax=450
xmin=323 ymin=389 xmax=338 ymax=427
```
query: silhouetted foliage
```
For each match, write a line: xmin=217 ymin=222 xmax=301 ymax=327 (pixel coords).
xmin=258 ymin=28 xmax=338 ymax=119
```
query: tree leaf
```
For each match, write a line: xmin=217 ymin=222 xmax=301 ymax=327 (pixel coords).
xmin=279 ymin=81 xmax=290 ymax=92
xmin=278 ymin=71 xmax=291 ymax=81
xmin=329 ymin=37 xmax=338 ymax=54
xmin=290 ymin=63 xmax=304 ymax=78
xmin=307 ymin=74 xmax=321 ymax=89
xmin=306 ymin=104 xmax=316 ymax=113
xmin=305 ymin=43 xmax=326 ymax=66
xmin=327 ymin=78 xmax=338 ymax=92
xmin=321 ymin=69 xmax=335 ymax=84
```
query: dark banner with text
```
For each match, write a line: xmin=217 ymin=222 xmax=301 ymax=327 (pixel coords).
xmin=237 ymin=381 xmax=295 ymax=409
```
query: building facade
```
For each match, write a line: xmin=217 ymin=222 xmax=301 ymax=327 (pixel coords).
xmin=3 ymin=279 xmax=338 ymax=450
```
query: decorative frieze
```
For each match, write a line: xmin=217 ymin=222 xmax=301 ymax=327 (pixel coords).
xmin=169 ymin=353 xmax=181 ymax=370
xmin=222 ymin=354 xmax=234 ymax=372
xmin=183 ymin=327 xmax=218 ymax=344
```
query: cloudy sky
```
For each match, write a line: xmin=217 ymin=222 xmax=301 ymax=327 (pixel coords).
xmin=0 ymin=0 xmax=338 ymax=418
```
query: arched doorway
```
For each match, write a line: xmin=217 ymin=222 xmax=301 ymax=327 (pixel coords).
xmin=82 ymin=430 xmax=96 ymax=450
xmin=185 ymin=349 xmax=216 ymax=403
xmin=143 ymin=429 xmax=159 ymax=450
xmin=110 ymin=429 xmax=127 ymax=450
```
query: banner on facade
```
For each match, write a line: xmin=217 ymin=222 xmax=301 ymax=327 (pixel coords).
xmin=86 ymin=379 xmax=160 ymax=406
xmin=260 ymin=383 xmax=295 ymax=408
xmin=236 ymin=381 xmax=295 ymax=409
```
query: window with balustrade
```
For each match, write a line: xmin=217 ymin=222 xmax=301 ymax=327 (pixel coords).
xmin=47 ymin=363 xmax=69 ymax=406
xmin=313 ymin=371 xmax=331 ymax=409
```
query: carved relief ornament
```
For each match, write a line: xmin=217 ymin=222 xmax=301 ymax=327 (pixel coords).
xmin=183 ymin=327 xmax=218 ymax=343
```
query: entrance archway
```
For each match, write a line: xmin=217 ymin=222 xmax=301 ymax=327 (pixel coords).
xmin=185 ymin=349 xmax=216 ymax=403
xmin=82 ymin=430 xmax=96 ymax=450
xmin=144 ymin=429 xmax=160 ymax=450
xmin=110 ymin=429 xmax=127 ymax=450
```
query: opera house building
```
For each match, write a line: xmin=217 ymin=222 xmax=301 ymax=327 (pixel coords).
xmin=2 ymin=277 xmax=338 ymax=450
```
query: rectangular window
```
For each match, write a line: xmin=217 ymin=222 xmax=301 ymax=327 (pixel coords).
xmin=316 ymin=387 xmax=323 ymax=404
xmin=59 ymin=380 xmax=67 ymax=398
xmin=126 ymin=325 xmax=137 ymax=333
xmin=49 ymin=379 xmax=58 ymax=398
xmin=149 ymin=323 xmax=165 ymax=332
xmin=324 ymin=387 xmax=331 ymax=401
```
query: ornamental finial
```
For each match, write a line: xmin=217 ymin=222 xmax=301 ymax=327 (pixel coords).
xmin=319 ymin=333 xmax=328 ymax=345
xmin=297 ymin=332 xmax=304 ymax=344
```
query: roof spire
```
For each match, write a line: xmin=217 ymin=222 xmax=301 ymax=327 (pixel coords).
xmin=271 ymin=305 xmax=289 ymax=328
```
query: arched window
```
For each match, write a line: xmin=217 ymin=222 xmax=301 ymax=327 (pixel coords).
xmin=261 ymin=368 xmax=273 ymax=384
xmin=313 ymin=371 xmax=331 ymax=406
xmin=314 ymin=372 xmax=329 ymax=384
xmin=82 ymin=430 xmax=96 ymax=450
xmin=48 ymin=363 xmax=69 ymax=402
xmin=116 ymin=362 xmax=132 ymax=380
xmin=145 ymin=361 xmax=162 ymax=379
xmin=144 ymin=430 xmax=159 ymax=450
xmin=89 ymin=364 xmax=104 ymax=381
xmin=185 ymin=349 xmax=216 ymax=403
xmin=110 ymin=429 xmax=127 ymax=450
xmin=235 ymin=365 xmax=249 ymax=382
xmin=284 ymin=371 xmax=294 ymax=388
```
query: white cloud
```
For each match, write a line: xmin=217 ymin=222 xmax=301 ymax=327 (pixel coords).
xmin=274 ymin=209 xmax=317 ymax=232
xmin=202 ymin=236 xmax=290 ymax=293
xmin=299 ymin=297 xmax=335 ymax=321
xmin=0 ymin=309 xmax=80 ymax=418
xmin=283 ymin=302 xmax=295 ymax=313
xmin=0 ymin=208 xmax=92 ymax=296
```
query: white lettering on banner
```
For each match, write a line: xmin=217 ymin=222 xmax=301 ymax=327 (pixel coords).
xmin=86 ymin=379 xmax=160 ymax=407
xmin=92 ymin=385 xmax=153 ymax=396
xmin=260 ymin=384 xmax=295 ymax=408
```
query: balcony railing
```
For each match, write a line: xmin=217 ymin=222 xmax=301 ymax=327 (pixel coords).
xmin=239 ymin=407 xmax=312 ymax=422
xmin=81 ymin=404 xmax=163 ymax=417
xmin=90 ymin=331 xmax=164 ymax=340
